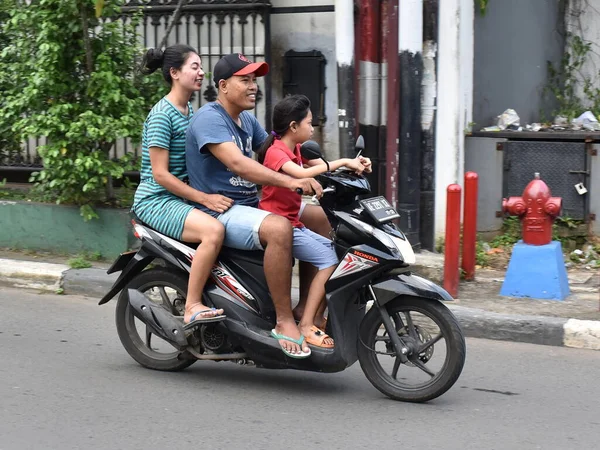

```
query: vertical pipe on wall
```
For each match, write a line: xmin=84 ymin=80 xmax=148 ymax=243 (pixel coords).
xmin=420 ymin=0 xmax=438 ymax=251
xmin=385 ymin=0 xmax=399 ymax=210
xmin=357 ymin=0 xmax=382 ymax=193
xmin=379 ymin=0 xmax=389 ymax=197
xmin=435 ymin=0 xmax=474 ymax=240
xmin=335 ymin=0 xmax=356 ymax=158
xmin=263 ymin=4 xmax=272 ymax=131
xmin=398 ymin=0 xmax=423 ymax=249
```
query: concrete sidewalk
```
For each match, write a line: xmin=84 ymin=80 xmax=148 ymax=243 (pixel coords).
xmin=1 ymin=252 xmax=599 ymax=351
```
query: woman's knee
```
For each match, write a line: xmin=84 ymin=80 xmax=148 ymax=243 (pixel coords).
xmin=200 ymin=218 xmax=225 ymax=244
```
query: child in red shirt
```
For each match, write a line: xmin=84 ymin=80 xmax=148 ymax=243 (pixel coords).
xmin=257 ymin=95 xmax=370 ymax=348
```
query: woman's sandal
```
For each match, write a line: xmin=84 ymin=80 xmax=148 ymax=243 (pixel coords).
xmin=183 ymin=306 xmax=226 ymax=330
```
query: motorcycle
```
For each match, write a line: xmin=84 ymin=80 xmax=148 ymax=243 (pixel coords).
xmin=99 ymin=137 xmax=466 ymax=403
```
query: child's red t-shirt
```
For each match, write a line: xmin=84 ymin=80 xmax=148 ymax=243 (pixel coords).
xmin=259 ymin=139 xmax=305 ymax=228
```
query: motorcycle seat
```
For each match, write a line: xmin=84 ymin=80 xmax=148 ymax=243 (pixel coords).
xmin=220 ymin=246 xmax=265 ymax=266
xmin=130 ymin=212 xmax=200 ymax=249
xmin=131 ymin=212 xmax=266 ymax=265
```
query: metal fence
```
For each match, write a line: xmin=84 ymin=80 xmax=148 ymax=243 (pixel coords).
xmin=3 ymin=0 xmax=272 ymax=172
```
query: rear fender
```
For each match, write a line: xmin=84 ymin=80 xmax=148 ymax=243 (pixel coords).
xmin=98 ymin=247 xmax=154 ymax=305
xmin=99 ymin=235 xmax=195 ymax=305
xmin=107 ymin=250 xmax=136 ymax=274
xmin=371 ymin=273 xmax=453 ymax=306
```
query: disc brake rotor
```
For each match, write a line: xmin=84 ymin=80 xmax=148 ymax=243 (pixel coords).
xmin=385 ymin=324 xmax=435 ymax=365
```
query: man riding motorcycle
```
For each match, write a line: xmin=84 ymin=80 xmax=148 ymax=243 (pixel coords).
xmin=185 ymin=53 xmax=321 ymax=357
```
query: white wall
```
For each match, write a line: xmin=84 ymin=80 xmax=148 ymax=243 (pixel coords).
xmin=434 ymin=0 xmax=474 ymax=238
xmin=270 ymin=1 xmax=339 ymax=159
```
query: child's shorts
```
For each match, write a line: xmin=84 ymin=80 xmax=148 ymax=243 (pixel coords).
xmin=292 ymin=227 xmax=338 ymax=270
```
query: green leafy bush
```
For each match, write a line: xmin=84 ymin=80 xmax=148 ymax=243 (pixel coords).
xmin=545 ymin=34 xmax=600 ymax=122
xmin=0 ymin=0 xmax=165 ymax=220
xmin=0 ymin=1 xmax=22 ymax=165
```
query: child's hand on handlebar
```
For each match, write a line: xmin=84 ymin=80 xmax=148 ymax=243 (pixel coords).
xmin=343 ymin=158 xmax=365 ymax=175
xmin=358 ymin=156 xmax=372 ymax=173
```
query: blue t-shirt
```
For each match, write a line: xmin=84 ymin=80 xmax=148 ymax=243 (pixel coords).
xmin=186 ymin=102 xmax=268 ymax=215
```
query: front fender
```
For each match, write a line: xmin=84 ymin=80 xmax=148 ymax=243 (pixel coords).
xmin=371 ymin=272 xmax=453 ymax=306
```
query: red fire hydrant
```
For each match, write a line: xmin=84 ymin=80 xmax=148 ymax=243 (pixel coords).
xmin=502 ymin=173 xmax=562 ymax=246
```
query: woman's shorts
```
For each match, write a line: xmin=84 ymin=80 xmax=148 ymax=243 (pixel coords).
xmin=132 ymin=194 xmax=194 ymax=240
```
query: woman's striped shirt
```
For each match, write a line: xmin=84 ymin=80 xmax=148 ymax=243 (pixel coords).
xmin=133 ymin=97 xmax=193 ymax=205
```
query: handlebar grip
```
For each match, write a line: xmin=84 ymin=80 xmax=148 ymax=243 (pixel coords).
xmin=295 ymin=188 xmax=303 ymax=195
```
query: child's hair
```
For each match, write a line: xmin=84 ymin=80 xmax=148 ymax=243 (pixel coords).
xmin=140 ymin=44 xmax=198 ymax=85
xmin=256 ymin=94 xmax=311 ymax=164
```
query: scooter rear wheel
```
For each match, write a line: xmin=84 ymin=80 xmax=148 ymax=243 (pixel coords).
xmin=115 ymin=268 xmax=196 ymax=371
xmin=357 ymin=296 xmax=466 ymax=402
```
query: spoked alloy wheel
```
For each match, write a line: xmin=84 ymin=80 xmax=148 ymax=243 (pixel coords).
xmin=357 ymin=296 xmax=466 ymax=402
xmin=115 ymin=268 xmax=195 ymax=371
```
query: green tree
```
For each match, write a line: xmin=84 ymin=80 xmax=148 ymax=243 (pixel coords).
xmin=0 ymin=0 xmax=22 ymax=166
xmin=0 ymin=0 xmax=165 ymax=220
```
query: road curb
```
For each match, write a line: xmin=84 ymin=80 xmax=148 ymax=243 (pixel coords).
xmin=2 ymin=257 xmax=600 ymax=351
xmin=63 ymin=268 xmax=119 ymax=299
xmin=447 ymin=305 xmax=567 ymax=347
xmin=0 ymin=258 xmax=68 ymax=292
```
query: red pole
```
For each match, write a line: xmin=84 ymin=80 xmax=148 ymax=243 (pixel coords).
xmin=444 ymin=184 xmax=461 ymax=298
xmin=462 ymin=172 xmax=478 ymax=281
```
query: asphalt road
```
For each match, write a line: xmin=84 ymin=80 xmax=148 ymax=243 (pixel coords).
xmin=1 ymin=287 xmax=600 ymax=450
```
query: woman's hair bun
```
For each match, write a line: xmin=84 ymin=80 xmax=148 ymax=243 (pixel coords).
xmin=141 ymin=48 xmax=164 ymax=75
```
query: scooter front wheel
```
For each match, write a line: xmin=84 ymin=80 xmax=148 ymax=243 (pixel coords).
xmin=357 ymin=296 xmax=466 ymax=402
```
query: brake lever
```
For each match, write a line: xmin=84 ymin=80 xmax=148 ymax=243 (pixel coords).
xmin=312 ymin=187 xmax=335 ymax=203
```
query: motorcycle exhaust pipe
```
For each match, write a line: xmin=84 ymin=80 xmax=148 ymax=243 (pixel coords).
xmin=127 ymin=289 xmax=188 ymax=349
xmin=186 ymin=348 xmax=248 ymax=361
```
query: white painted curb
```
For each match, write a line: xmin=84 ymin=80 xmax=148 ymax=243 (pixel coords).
xmin=0 ymin=258 xmax=69 ymax=292
xmin=563 ymin=319 xmax=600 ymax=350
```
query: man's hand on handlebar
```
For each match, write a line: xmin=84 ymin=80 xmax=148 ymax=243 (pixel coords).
xmin=290 ymin=178 xmax=323 ymax=198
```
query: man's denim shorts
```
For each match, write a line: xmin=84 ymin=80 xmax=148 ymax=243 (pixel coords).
xmin=217 ymin=204 xmax=271 ymax=250
xmin=292 ymin=227 xmax=338 ymax=270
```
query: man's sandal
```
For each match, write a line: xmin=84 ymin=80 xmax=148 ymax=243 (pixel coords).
xmin=270 ymin=329 xmax=312 ymax=359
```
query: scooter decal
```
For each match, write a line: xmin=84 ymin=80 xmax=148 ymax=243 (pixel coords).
xmin=330 ymin=252 xmax=378 ymax=280
xmin=137 ymin=224 xmax=196 ymax=263
xmin=211 ymin=264 xmax=258 ymax=312
xmin=352 ymin=251 xmax=379 ymax=263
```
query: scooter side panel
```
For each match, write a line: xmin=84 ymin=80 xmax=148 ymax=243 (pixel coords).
xmin=224 ymin=319 xmax=348 ymax=373
xmin=205 ymin=284 xmax=274 ymax=331
xmin=323 ymin=289 xmax=366 ymax=369
xmin=217 ymin=255 xmax=276 ymax=322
